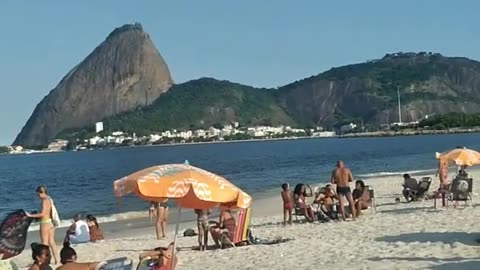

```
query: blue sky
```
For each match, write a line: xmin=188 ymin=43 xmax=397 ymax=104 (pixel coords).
xmin=0 ymin=0 xmax=478 ymax=145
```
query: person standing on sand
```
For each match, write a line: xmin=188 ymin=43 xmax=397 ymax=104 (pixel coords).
xmin=331 ymin=161 xmax=356 ymax=221
xmin=150 ymin=200 xmax=169 ymax=239
xmin=436 ymin=158 xmax=448 ymax=189
xmin=194 ymin=209 xmax=210 ymax=251
xmin=27 ymin=186 xmax=59 ymax=265
xmin=280 ymin=183 xmax=293 ymax=226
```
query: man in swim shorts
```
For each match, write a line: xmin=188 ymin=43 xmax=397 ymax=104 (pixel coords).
xmin=331 ymin=160 xmax=356 ymax=221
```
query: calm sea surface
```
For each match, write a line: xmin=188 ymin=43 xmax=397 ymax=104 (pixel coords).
xmin=1 ymin=134 xmax=479 ymax=222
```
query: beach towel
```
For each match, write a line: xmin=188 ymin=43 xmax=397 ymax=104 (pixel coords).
xmin=49 ymin=198 xmax=61 ymax=228
xmin=0 ymin=210 xmax=33 ymax=260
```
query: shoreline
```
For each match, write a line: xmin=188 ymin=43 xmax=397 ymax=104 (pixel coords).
xmin=24 ymin=167 xmax=438 ymax=234
xmin=13 ymin=168 xmax=480 ymax=269
xmin=5 ymin=129 xmax=480 ymax=155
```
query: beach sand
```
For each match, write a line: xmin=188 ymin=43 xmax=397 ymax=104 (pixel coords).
xmin=11 ymin=169 xmax=480 ymax=270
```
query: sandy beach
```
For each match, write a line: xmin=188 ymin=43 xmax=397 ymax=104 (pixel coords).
xmin=10 ymin=168 xmax=480 ymax=270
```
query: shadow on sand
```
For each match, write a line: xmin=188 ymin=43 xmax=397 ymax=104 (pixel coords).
xmin=378 ymin=206 xmax=432 ymax=215
xmin=368 ymin=256 xmax=480 ymax=270
xmin=376 ymin=231 xmax=480 ymax=246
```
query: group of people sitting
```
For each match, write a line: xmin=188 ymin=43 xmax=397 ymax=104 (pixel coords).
xmin=281 ymin=180 xmax=371 ymax=225
xmin=64 ymin=214 xmax=104 ymax=245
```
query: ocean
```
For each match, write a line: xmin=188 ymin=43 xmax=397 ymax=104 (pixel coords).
xmin=1 ymin=133 xmax=479 ymax=228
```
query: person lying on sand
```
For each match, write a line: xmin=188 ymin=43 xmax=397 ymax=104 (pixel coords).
xmin=55 ymin=243 xmax=99 ymax=270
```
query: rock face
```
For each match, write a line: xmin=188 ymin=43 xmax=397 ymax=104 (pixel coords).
xmin=277 ymin=52 xmax=480 ymax=127
xmin=14 ymin=23 xmax=173 ymax=147
xmin=78 ymin=52 xmax=480 ymax=135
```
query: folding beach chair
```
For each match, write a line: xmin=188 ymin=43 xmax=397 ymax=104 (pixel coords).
xmin=408 ymin=177 xmax=432 ymax=202
xmin=293 ymin=205 xmax=306 ymax=222
xmin=220 ymin=208 xmax=252 ymax=248
xmin=95 ymin=257 xmax=133 ymax=270
xmin=448 ymin=178 xmax=473 ymax=207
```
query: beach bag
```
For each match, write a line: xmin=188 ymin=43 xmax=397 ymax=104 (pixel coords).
xmin=183 ymin=229 xmax=197 ymax=237
xmin=49 ymin=198 xmax=61 ymax=228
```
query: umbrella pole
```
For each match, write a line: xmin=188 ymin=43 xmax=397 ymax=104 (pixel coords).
xmin=171 ymin=206 xmax=182 ymax=270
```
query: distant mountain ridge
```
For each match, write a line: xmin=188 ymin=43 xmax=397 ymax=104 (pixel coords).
xmin=14 ymin=23 xmax=173 ymax=147
xmin=89 ymin=52 xmax=480 ymax=136
xmin=14 ymin=23 xmax=480 ymax=146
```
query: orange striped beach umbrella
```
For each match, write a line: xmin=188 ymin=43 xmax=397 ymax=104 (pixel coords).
xmin=435 ymin=148 xmax=480 ymax=166
xmin=113 ymin=161 xmax=252 ymax=270
xmin=113 ymin=161 xmax=252 ymax=209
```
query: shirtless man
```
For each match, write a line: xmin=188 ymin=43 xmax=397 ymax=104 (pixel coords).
xmin=331 ymin=160 xmax=356 ymax=221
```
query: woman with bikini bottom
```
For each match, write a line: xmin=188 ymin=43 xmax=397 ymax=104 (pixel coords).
xmin=150 ymin=200 xmax=169 ymax=239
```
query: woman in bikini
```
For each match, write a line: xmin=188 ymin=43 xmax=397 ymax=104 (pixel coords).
xmin=293 ymin=183 xmax=315 ymax=222
xmin=27 ymin=186 xmax=59 ymax=265
xmin=150 ymin=200 xmax=169 ymax=239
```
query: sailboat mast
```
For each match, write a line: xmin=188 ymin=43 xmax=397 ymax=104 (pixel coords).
xmin=397 ymin=86 xmax=402 ymax=123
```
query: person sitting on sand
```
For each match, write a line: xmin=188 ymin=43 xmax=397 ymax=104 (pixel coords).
xmin=209 ymin=210 xmax=236 ymax=248
xmin=402 ymin=174 xmax=418 ymax=201
xmin=86 ymin=215 xmax=104 ymax=242
xmin=293 ymin=183 xmax=315 ymax=222
xmin=64 ymin=214 xmax=90 ymax=245
xmin=280 ymin=183 xmax=293 ymax=225
xmin=28 ymin=243 xmax=53 ymax=270
xmin=55 ymin=243 xmax=99 ymax=270
xmin=194 ymin=209 xmax=211 ymax=251
xmin=331 ymin=161 xmax=356 ymax=221
xmin=139 ymin=242 xmax=176 ymax=270
xmin=352 ymin=180 xmax=370 ymax=216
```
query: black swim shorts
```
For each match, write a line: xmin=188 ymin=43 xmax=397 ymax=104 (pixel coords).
xmin=336 ymin=186 xmax=352 ymax=195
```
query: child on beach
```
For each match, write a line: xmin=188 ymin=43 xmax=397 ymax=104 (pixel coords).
xmin=281 ymin=183 xmax=293 ymax=225
xmin=194 ymin=209 xmax=211 ymax=251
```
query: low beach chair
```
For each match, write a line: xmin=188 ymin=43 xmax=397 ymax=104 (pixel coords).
xmin=220 ymin=208 xmax=252 ymax=248
xmin=95 ymin=257 xmax=133 ymax=270
xmin=448 ymin=178 xmax=473 ymax=207
xmin=408 ymin=177 xmax=432 ymax=202
xmin=293 ymin=206 xmax=306 ymax=222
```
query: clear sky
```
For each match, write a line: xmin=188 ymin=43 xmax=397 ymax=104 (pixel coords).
xmin=0 ymin=0 xmax=478 ymax=145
